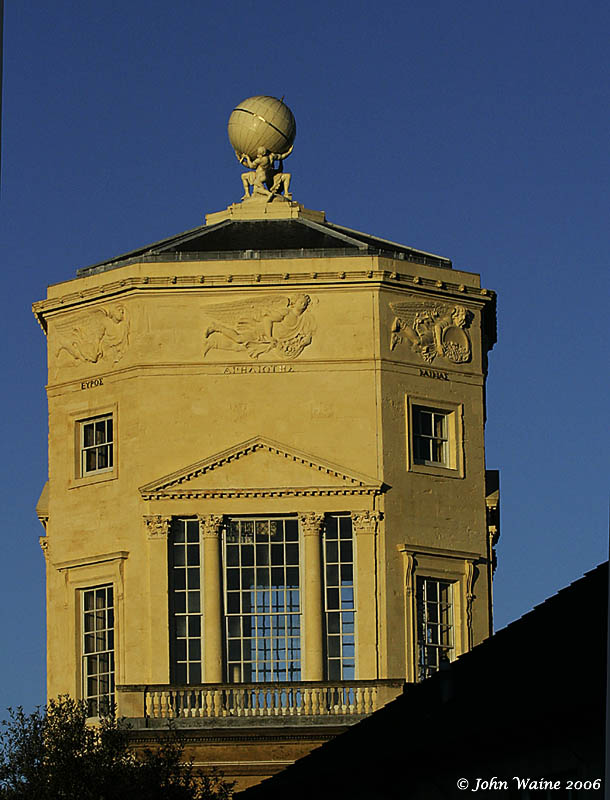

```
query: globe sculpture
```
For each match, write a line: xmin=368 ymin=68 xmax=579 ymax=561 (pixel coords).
xmin=228 ymin=95 xmax=296 ymax=160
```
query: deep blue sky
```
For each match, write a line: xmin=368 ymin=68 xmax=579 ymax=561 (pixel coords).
xmin=1 ymin=0 xmax=608 ymax=715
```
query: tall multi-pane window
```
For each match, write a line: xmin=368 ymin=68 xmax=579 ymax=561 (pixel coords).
xmin=168 ymin=514 xmax=360 ymax=684
xmin=82 ymin=585 xmax=114 ymax=716
xmin=324 ymin=515 xmax=355 ymax=679
xmin=412 ymin=406 xmax=448 ymax=466
xmin=80 ymin=415 xmax=113 ymax=476
xmin=169 ymin=518 xmax=202 ymax=684
xmin=224 ymin=517 xmax=300 ymax=682
xmin=416 ymin=577 xmax=453 ymax=680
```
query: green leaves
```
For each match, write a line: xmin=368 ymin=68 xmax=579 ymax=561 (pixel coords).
xmin=0 ymin=696 xmax=234 ymax=800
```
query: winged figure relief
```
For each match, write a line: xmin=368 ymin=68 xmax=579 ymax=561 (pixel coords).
xmin=55 ymin=304 xmax=130 ymax=364
xmin=389 ymin=301 xmax=472 ymax=364
xmin=202 ymin=294 xmax=316 ymax=360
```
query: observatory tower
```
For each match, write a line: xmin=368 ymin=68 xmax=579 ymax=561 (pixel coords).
xmin=34 ymin=96 xmax=498 ymax=789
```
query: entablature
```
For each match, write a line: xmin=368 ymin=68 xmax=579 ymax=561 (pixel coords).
xmin=33 ymin=263 xmax=494 ymax=334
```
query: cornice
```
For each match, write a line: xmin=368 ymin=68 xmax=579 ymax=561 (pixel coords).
xmin=125 ymin=727 xmax=347 ymax=745
xmin=33 ymin=266 xmax=495 ymax=330
xmin=397 ymin=543 xmax=481 ymax=561
xmin=54 ymin=550 xmax=129 ymax=571
xmin=142 ymin=486 xmax=381 ymax=501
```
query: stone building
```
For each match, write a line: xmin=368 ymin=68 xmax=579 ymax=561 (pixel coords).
xmin=33 ymin=193 xmax=498 ymax=788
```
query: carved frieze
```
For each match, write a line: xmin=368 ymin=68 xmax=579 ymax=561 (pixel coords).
xmin=202 ymin=294 xmax=315 ymax=360
xmin=143 ymin=515 xmax=172 ymax=539
xmin=390 ymin=302 xmax=472 ymax=364
xmin=55 ymin=304 xmax=130 ymax=365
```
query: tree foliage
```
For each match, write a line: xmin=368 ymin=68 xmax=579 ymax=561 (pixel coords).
xmin=0 ymin=696 xmax=234 ymax=800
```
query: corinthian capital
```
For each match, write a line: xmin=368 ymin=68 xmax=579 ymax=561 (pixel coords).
xmin=350 ymin=510 xmax=381 ymax=535
xmin=198 ymin=514 xmax=224 ymax=539
xmin=143 ymin=515 xmax=172 ymax=539
xmin=297 ymin=512 xmax=325 ymax=537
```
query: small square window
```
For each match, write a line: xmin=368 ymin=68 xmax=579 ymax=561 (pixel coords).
xmin=412 ymin=406 xmax=449 ymax=466
xmin=79 ymin=415 xmax=113 ymax=476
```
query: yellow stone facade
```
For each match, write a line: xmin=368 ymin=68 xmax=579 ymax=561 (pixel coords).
xmin=34 ymin=200 xmax=498 ymax=788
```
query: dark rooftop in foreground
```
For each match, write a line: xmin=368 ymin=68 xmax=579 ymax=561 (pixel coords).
xmin=238 ymin=561 xmax=608 ymax=799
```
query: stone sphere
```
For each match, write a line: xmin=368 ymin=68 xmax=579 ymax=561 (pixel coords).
xmin=228 ymin=96 xmax=296 ymax=160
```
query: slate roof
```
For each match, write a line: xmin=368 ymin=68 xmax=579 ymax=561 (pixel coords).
xmin=76 ymin=217 xmax=452 ymax=277
xmin=238 ymin=561 xmax=608 ymax=799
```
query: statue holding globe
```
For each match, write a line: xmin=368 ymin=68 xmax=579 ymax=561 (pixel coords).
xmin=238 ymin=145 xmax=293 ymax=201
xmin=228 ymin=96 xmax=296 ymax=202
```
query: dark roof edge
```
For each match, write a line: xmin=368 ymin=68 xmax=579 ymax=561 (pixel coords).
xmin=74 ymin=217 xmax=452 ymax=278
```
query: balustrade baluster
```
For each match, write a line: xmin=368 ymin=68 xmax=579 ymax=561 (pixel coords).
xmin=303 ymin=688 xmax=312 ymax=715
xmin=193 ymin=690 xmax=201 ymax=717
xmin=211 ymin=688 xmax=221 ymax=717
xmin=312 ymin=687 xmax=320 ymax=715
xmin=235 ymin=688 xmax=244 ymax=717
xmin=331 ymin=686 xmax=339 ymax=714
xmin=159 ymin=691 xmax=169 ymax=718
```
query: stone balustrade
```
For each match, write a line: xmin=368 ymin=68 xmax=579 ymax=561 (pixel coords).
xmin=118 ymin=680 xmax=403 ymax=721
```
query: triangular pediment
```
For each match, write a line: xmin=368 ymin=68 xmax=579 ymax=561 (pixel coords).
xmin=139 ymin=436 xmax=383 ymax=500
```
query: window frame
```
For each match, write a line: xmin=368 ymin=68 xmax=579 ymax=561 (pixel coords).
xmin=323 ymin=513 xmax=356 ymax=681
xmin=80 ymin=414 xmax=114 ymax=477
xmin=397 ymin=544 xmax=476 ymax=683
xmin=167 ymin=513 xmax=361 ymax=685
xmin=222 ymin=515 xmax=302 ymax=684
xmin=81 ymin=584 xmax=115 ymax=717
xmin=69 ymin=404 xmax=119 ymax=488
xmin=415 ymin=576 xmax=454 ymax=681
xmin=168 ymin=518 xmax=203 ymax=685
xmin=406 ymin=396 xmax=464 ymax=478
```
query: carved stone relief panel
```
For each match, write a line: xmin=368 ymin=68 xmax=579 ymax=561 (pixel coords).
xmin=389 ymin=302 xmax=472 ymax=364
xmin=202 ymin=294 xmax=316 ymax=360
xmin=55 ymin=304 xmax=130 ymax=365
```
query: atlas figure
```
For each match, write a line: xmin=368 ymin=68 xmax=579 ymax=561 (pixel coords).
xmin=238 ymin=146 xmax=293 ymax=202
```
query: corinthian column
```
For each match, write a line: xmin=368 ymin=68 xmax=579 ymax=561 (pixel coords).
xmin=298 ymin=512 xmax=325 ymax=681
xmin=199 ymin=514 xmax=224 ymax=683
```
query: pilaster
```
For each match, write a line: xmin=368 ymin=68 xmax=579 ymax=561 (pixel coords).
xmin=144 ymin=515 xmax=171 ymax=683
xmin=351 ymin=511 xmax=381 ymax=678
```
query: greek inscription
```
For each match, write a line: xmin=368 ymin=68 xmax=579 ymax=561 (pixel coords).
xmin=81 ymin=378 xmax=104 ymax=389
xmin=223 ymin=365 xmax=294 ymax=375
xmin=420 ymin=368 xmax=449 ymax=381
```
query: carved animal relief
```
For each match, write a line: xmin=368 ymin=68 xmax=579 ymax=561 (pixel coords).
xmin=389 ymin=302 xmax=472 ymax=364
xmin=202 ymin=294 xmax=315 ymax=360
xmin=55 ymin=304 xmax=130 ymax=365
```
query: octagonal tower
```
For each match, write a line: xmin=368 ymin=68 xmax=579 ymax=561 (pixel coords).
xmin=34 ymin=152 xmax=498 ymax=789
